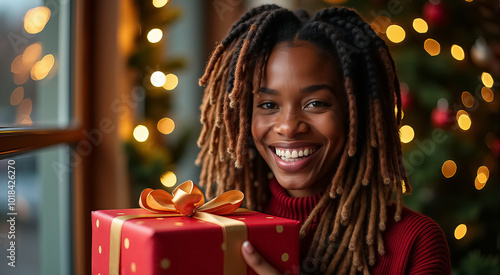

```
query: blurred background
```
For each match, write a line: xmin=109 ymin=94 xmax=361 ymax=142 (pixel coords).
xmin=0 ymin=0 xmax=498 ymax=274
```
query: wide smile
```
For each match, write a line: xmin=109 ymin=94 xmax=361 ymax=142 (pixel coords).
xmin=269 ymin=145 xmax=322 ymax=172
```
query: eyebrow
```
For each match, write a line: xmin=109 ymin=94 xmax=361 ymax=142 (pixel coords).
xmin=257 ymin=84 xmax=335 ymax=95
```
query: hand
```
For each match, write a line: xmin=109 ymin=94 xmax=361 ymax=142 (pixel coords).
xmin=241 ymin=241 xmax=280 ymax=275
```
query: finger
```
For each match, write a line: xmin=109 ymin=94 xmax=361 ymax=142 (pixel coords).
xmin=241 ymin=241 xmax=280 ymax=275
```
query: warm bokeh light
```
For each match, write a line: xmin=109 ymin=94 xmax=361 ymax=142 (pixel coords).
xmin=17 ymin=98 xmax=33 ymax=116
xmin=451 ymin=45 xmax=465 ymax=61
xmin=147 ymin=28 xmax=163 ymax=43
xmin=477 ymin=166 xmax=490 ymax=178
xmin=153 ymin=0 xmax=169 ymax=8
xmin=454 ymin=224 xmax=467 ymax=240
xmin=481 ymin=87 xmax=494 ymax=102
xmin=163 ymin=73 xmax=179 ymax=90
xmin=31 ymin=54 xmax=55 ymax=81
xmin=160 ymin=171 xmax=177 ymax=187
xmin=424 ymin=39 xmax=441 ymax=56
xmin=24 ymin=6 xmax=51 ymax=34
xmin=441 ymin=160 xmax=457 ymax=178
xmin=133 ymin=125 xmax=149 ymax=142
xmin=10 ymin=87 xmax=24 ymax=106
xmin=371 ymin=15 xmax=391 ymax=34
xmin=14 ymin=71 xmax=29 ymax=85
xmin=461 ymin=91 xmax=474 ymax=108
xmin=150 ymin=71 xmax=166 ymax=87
xmin=11 ymin=55 xmax=24 ymax=74
xmin=481 ymin=72 xmax=494 ymax=88
xmin=386 ymin=25 xmax=406 ymax=43
xmin=400 ymin=125 xmax=415 ymax=143
xmin=23 ymin=43 xmax=42 ymax=66
xmin=412 ymin=18 xmax=428 ymax=33
xmin=457 ymin=113 xmax=471 ymax=131
xmin=475 ymin=176 xmax=486 ymax=190
xmin=157 ymin=117 xmax=175 ymax=134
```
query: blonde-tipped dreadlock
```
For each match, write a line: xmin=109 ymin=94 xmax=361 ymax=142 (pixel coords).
xmin=197 ymin=5 xmax=410 ymax=274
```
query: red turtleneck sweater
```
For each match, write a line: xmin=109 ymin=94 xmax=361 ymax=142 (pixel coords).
xmin=264 ymin=178 xmax=451 ymax=274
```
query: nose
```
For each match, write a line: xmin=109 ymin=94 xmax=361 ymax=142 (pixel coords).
xmin=273 ymin=108 xmax=309 ymax=137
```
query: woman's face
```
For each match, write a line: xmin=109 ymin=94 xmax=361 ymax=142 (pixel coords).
xmin=251 ymin=40 xmax=347 ymax=197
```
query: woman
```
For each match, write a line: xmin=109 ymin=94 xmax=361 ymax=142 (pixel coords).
xmin=197 ymin=5 xmax=451 ymax=274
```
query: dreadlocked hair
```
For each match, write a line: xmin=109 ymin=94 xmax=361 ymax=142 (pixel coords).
xmin=197 ymin=5 xmax=411 ymax=274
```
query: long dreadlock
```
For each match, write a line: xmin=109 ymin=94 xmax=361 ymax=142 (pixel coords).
xmin=197 ymin=5 xmax=411 ymax=274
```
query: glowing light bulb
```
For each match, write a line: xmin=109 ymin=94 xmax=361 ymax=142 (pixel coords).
xmin=475 ymin=176 xmax=486 ymax=190
xmin=160 ymin=171 xmax=177 ymax=187
xmin=153 ymin=0 xmax=169 ymax=8
xmin=150 ymin=71 xmax=166 ymax=87
xmin=454 ymin=224 xmax=467 ymax=240
xmin=481 ymin=87 xmax=494 ymax=102
xmin=386 ymin=25 xmax=406 ymax=43
xmin=451 ymin=45 xmax=465 ymax=61
xmin=157 ymin=117 xmax=175 ymax=134
xmin=399 ymin=125 xmax=414 ymax=143
xmin=481 ymin=72 xmax=494 ymax=88
xmin=163 ymin=73 xmax=179 ymax=90
xmin=441 ymin=160 xmax=457 ymax=178
xmin=461 ymin=91 xmax=474 ymax=108
xmin=133 ymin=125 xmax=149 ymax=142
xmin=24 ymin=6 xmax=51 ymax=34
xmin=147 ymin=28 xmax=163 ymax=43
xmin=412 ymin=18 xmax=428 ymax=33
xmin=457 ymin=113 xmax=471 ymax=131
xmin=424 ymin=39 xmax=440 ymax=56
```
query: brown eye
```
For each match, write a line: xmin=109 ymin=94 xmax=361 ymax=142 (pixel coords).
xmin=258 ymin=102 xmax=278 ymax=110
xmin=305 ymin=101 xmax=330 ymax=109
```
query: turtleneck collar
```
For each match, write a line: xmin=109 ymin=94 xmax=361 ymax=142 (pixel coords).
xmin=264 ymin=177 xmax=323 ymax=226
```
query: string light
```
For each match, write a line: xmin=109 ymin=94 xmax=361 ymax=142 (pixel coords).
xmin=475 ymin=176 xmax=486 ymax=190
xmin=441 ymin=160 xmax=457 ymax=178
xmin=150 ymin=71 xmax=166 ymax=87
xmin=386 ymin=25 xmax=406 ymax=43
xmin=424 ymin=39 xmax=440 ymax=56
xmin=454 ymin=224 xmax=467 ymax=240
xmin=412 ymin=18 xmax=428 ymax=33
xmin=451 ymin=45 xmax=465 ymax=61
xmin=163 ymin=73 xmax=178 ymax=90
xmin=31 ymin=54 xmax=55 ymax=81
xmin=23 ymin=43 xmax=42 ymax=66
xmin=24 ymin=6 xmax=51 ymax=34
xmin=370 ymin=15 xmax=391 ymax=34
xmin=160 ymin=171 xmax=177 ymax=187
xmin=461 ymin=91 xmax=474 ymax=108
xmin=11 ymin=55 xmax=24 ymax=74
xmin=147 ymin=28 xmax=163 ymax=43
xmin=481 ymin=87 xmax=494 ymax=102
xmin=157 ymin=117 xmax=175 ymax=134
xmin=481 ymin=72 xmax=494 ymax=88
xmin=133 ymin=125 xmax=149 ymax=142
xmin=152 ymin=0 xmax=169 ymax=8
xmin=475 ymin=166 xmax=489 ymax=190
xmin=399 ymin=125 xmax=414 ymax=143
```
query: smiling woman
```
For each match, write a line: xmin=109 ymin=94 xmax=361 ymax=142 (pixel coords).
xmin=197 ymin=4 xmax=451 ymax=274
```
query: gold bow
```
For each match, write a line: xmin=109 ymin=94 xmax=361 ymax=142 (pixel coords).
xmin=139 ymin=180 xmax=244 ymax=216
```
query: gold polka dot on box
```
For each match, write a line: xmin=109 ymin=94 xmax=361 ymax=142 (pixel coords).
xmin=91 ymin=208 xmax=299 ymax=274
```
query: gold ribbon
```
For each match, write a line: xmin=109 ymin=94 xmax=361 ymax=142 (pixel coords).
xmin=109 ymin=180 xmax=247 ymax=274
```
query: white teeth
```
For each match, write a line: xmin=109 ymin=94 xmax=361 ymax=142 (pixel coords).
xmin=274 ymin=147 xmax=316 ymax=162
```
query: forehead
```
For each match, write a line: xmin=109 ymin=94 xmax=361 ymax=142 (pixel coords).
xmin=262 ymin=40 xmax=342 ymax=89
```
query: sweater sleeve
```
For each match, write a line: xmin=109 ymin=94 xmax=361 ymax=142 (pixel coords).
xmin=406 ymin=213 xmax=451 ymax=275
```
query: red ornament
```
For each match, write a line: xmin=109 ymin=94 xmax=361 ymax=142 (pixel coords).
xmin=431 ymin=107 xmax=454 ymax=128
xmin=400 ymin=83 xmax=412 ymax=110
xmin=423 ymin=1 xmax=449 ymax=28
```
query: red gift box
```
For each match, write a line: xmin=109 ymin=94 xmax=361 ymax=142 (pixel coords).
xmin=92 ymin=208 xmax=300 ymax=274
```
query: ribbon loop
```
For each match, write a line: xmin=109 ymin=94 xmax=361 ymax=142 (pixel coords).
xmin=139 ymin=180 xmax=244 ymax=216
